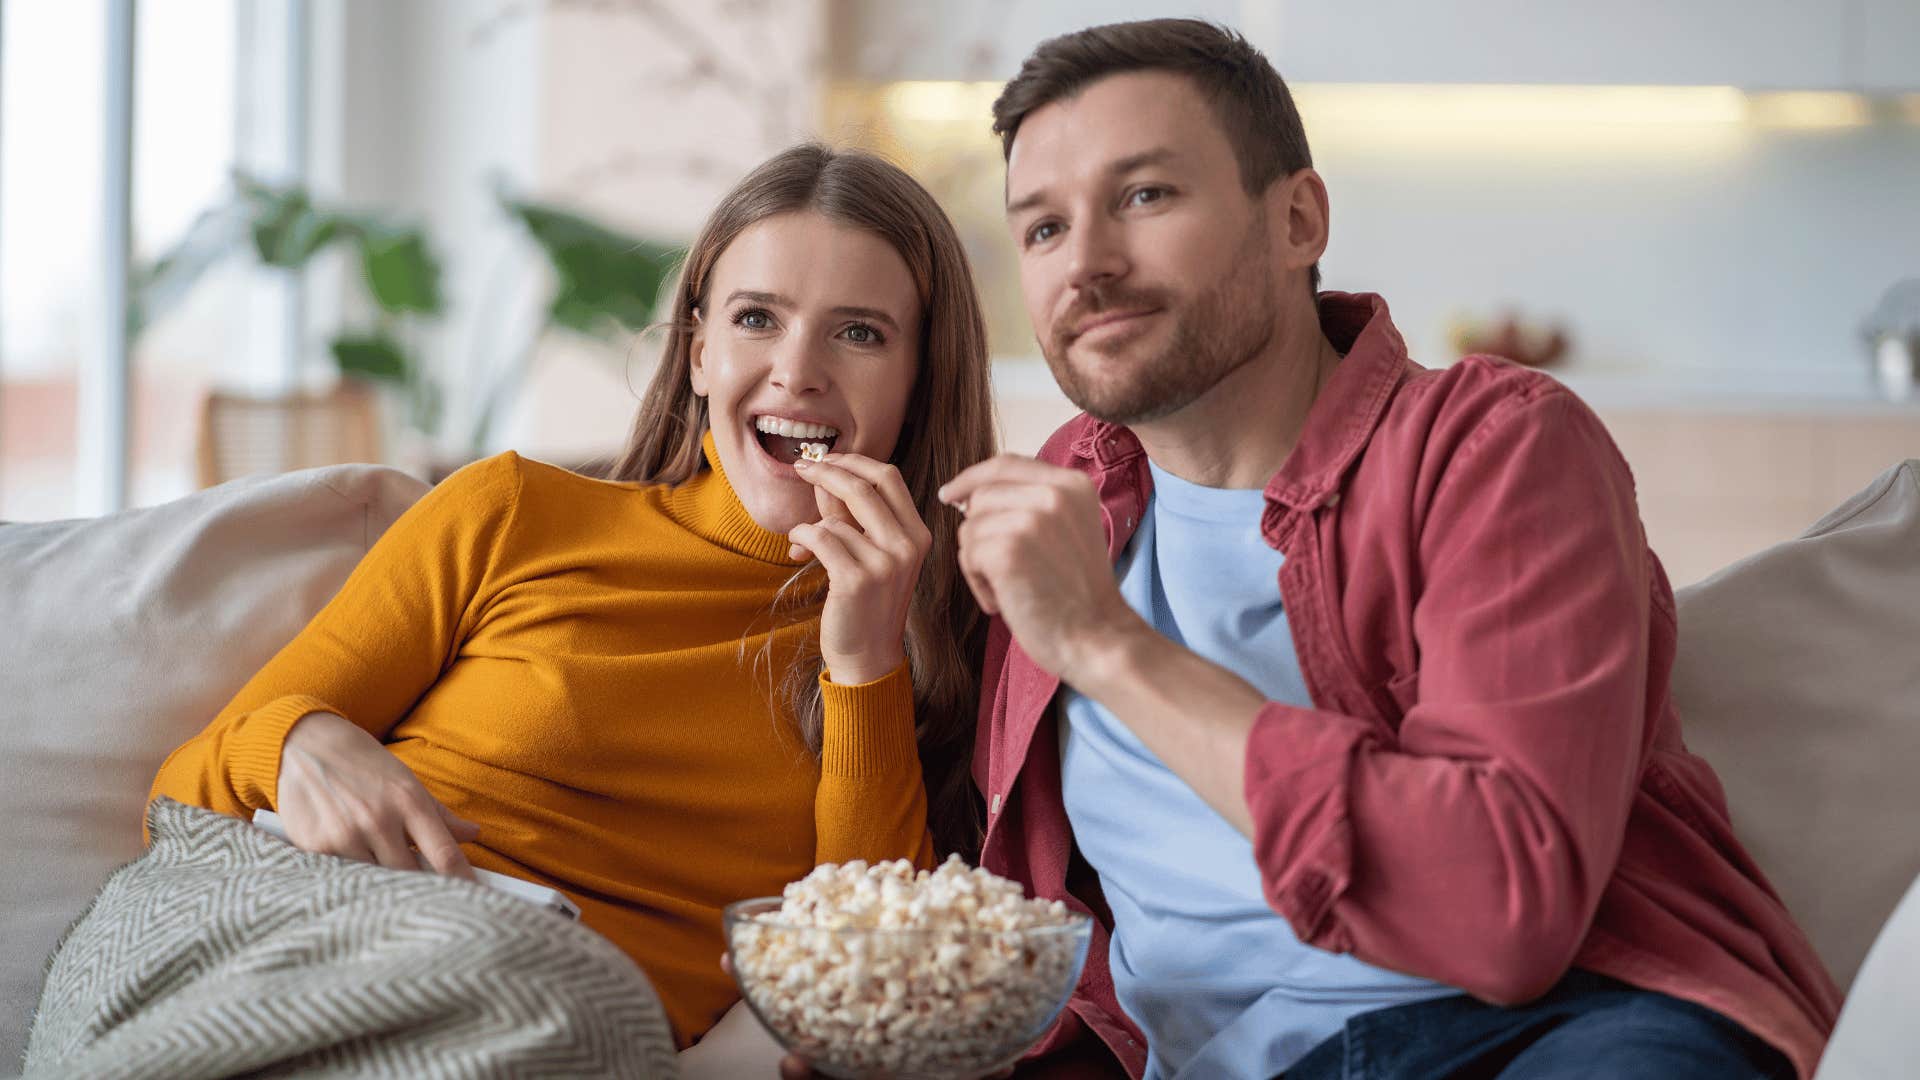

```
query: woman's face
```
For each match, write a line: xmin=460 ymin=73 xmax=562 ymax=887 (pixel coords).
xmin=691 ymin=211 xmax=923 ymax=534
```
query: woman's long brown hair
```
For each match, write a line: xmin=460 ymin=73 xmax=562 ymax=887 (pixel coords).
xmin=608 ymin=144 xmax=996 ymax=859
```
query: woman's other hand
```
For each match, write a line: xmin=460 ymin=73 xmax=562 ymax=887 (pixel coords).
xmin=275 ymin=710 xmax=479 ymax=879
xmin=788 ymin=452 xmax=931 ymax=685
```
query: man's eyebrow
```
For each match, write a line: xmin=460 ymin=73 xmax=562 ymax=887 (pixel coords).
xmin=1005 ymin=147 xmax=1182 ymax=218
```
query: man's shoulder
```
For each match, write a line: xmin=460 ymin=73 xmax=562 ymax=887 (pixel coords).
xmin=1384 ymin=353 xmax=1590 ymax=447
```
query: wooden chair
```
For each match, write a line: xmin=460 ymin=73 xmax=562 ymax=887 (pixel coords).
xmin=195 ymin=381 xmax=382 ymax=489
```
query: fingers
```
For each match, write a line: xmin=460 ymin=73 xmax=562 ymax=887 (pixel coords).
xmin=939 ymin=453 xmax=1077 ymax=509
xmin=955 ymin=517 xmax=1003 ymax=615
xmin=789 ymin=518 xmax=880 ymax=587
xmin=813 ymin=482 xmax=852 ymax=528
xmin=359 ymin=803 xmax=420 ymax=873
xmin=955 ymin=480 xmax=1072 ymax=520
xmin=795 ymin=456 xmax=929 ymax=557
xmin=439 ymin=803 xmax=483 ymax=843
xmin=778 ymin=1055 xmax=819 ymax=1080
xmin=405 ymin=796 xmax=477 ymax=881
xmin=813 ymin=453 xmax=920 ymax=532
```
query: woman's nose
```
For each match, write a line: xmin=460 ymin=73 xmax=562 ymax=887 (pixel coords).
xmin=768 ymin=333 xmax=830 ymax=395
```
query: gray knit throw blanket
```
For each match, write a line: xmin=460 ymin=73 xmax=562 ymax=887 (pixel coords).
xmin=24 ymin=798 xmax=678 ymax=1078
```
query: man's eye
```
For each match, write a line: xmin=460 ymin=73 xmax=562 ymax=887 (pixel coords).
xmin=1026 ymin=221 xmax=1062 ymax=247
xmin=1128 ymin=186 xmax=1167 ymax=207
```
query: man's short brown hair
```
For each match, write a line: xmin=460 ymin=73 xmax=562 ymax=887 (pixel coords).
xmin=991 ymin=18 xmax=1320 ymax=290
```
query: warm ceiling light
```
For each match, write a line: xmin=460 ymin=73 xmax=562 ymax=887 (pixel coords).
xmin=1292 ymin=84 xmax=1749 ymax=129
xmin=880 ymin=80 xmax=1003 ymax=132
xmin=1744 ymin=91 xmax=1872 ymax=128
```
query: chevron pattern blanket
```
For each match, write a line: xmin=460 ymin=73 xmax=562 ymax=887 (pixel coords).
xmin=23 ymin=799 xmax=679 ymax=1078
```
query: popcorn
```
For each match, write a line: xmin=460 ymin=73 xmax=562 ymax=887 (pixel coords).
xmin=729 ymin=855 xmax=1087 ymax=1077
xmin=799 ymin=441 xmax=829 ymax=463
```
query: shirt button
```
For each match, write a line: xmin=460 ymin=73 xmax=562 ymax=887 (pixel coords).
xmin=989 ymin=793 xmax=1003 ymax=815
xmin=1323 ymin=492 xmax=1342 ymax=508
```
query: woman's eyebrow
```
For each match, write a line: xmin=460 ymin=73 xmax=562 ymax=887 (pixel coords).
xmin=723 ymin=288 xmax=791 ymax=308
xmin=830 ymin=306 xmax=901 ymax=332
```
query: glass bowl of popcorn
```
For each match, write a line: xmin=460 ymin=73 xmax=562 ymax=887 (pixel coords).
xmin=723 ymin=856 xmax=1094 ymax=1080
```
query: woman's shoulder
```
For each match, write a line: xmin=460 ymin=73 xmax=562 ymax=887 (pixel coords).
xmin=452 ymin=450 xmax=674 ymax=523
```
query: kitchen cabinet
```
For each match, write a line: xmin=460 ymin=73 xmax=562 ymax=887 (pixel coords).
xmin=838 ymin=1 xmax=1913 ymax=92
xmin=1250 ymin=1 xmax=1852 ymax=89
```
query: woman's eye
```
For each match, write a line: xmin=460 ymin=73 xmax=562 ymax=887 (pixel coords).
xmin=734 ymin=308 xmax=773 ymax=330
xmin=842 ymin=323 xmax=883 ymax=345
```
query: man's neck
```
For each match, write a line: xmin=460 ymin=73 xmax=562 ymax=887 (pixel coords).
xmin=1131 ymin=295 xmax=1342 ymax=490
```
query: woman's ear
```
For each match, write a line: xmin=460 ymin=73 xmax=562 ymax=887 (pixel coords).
xmin=688 ymin=307 xmax=709 ymax=397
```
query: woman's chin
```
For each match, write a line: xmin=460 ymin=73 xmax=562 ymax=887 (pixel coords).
xmin=740 ymin=496 xmax=818 ymax=538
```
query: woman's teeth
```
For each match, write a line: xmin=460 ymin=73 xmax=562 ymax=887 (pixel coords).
xmin=754 ymin=416 xmax=839 ymax=440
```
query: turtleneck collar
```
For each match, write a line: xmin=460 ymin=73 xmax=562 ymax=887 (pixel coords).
xmin=663 ymin=430 xmax=811 ymax=566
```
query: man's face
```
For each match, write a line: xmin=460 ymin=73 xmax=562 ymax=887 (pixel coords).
xmin=1005 ymin=71 xmax=1279 ymax=426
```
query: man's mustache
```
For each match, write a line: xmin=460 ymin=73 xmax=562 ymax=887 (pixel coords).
xmin=1050 ymin=285 xmax=1171 ymax=352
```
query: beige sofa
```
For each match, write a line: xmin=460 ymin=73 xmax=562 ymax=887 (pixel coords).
xmin=2 ymin=459 xmax=1915 ymax=1075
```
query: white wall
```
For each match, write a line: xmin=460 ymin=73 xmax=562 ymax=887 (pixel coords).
xmin=314 ymin=0 xmax=828 ymax=465
xmin=1314 ymin=123 xmax=1920 ymax=392
xmin=311 ymin=0 xmax=546 ymax=459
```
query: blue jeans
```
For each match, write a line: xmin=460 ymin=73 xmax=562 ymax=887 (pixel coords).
xmin=1281 ymin=971 xmax=1793 ymax=1079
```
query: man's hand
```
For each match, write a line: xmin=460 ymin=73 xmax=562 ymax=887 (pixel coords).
xmin=944 ymin=455 xmax=1269 ymax=838
xmin=940 ymin=455 xmax=1150 ymax=684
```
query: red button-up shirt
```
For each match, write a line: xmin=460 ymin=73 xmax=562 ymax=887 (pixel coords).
xmin=976 ymin=293 xmax=1840 ymax=1079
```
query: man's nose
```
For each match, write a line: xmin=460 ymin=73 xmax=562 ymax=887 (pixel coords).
xmin=1065 ymin=214 xmax=1129 ymax=292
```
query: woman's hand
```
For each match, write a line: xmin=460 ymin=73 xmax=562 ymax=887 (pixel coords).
xmin=275 ymin=710 xmax=480 ymax=880
xmin=788 ymin=452 xmax=931 ymax=686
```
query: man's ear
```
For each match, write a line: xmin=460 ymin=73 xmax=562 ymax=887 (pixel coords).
xmin=688 ymin=307 xmax=709 ymax=397
xmin=1269 ymin=167 xmax=1331 ymax=273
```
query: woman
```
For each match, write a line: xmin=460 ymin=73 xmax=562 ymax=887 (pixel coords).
xmin=147 ymin=144 xmax=997 ymax=1054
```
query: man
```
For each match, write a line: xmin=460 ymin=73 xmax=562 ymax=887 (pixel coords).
xmin=938 ymin=18 xmax=1839 ymax=1080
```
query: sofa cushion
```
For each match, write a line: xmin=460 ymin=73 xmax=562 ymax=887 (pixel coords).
xmin=0 ymin=464 xmax=428 ymax=1066
xmin=1672 ymin=459 xmax=1920 ymax=989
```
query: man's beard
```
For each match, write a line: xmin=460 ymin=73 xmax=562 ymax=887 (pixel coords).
xmin=1041 ymin=227 xmax=1278 ymax=427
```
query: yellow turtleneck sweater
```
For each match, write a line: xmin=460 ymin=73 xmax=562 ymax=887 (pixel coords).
xmin=150 ymin=434 xmax=933 ymax=1043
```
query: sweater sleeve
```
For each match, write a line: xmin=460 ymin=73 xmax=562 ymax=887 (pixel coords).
xmin=813 ymin=660 xmax=935 ymax=868
xmin=148 ymin=454 xmax=525 ymax=824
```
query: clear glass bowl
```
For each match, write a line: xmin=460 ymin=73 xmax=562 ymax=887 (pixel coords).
xmin=723 ymin=897 xmax=1093 ymax=1080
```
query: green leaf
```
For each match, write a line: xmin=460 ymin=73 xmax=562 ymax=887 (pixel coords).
xmin=330 ymin=334 xmax=411 ymax=383
xmin=357 ymin=226 xmax=444 ymax=316
xmin=242 ymin=179 xmax=341 ymax=268
xmin=502 ymin=196 xmax=679 ymax=339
